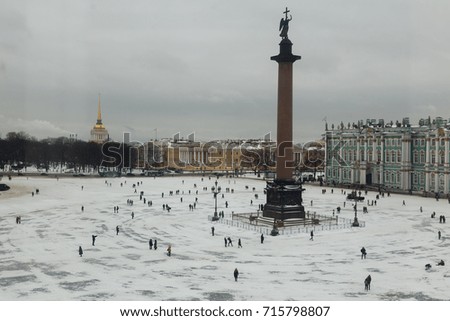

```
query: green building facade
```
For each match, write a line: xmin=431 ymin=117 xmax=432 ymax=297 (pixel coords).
xmin=324 ymin=117 xmax=450 ymax=195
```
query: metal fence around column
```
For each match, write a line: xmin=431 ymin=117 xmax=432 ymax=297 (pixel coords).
xmin=208 ymin=212 xmax=365 ymax=236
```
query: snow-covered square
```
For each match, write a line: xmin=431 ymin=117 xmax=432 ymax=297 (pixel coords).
xmin=1 ymin=175 xmax=449 ymax=300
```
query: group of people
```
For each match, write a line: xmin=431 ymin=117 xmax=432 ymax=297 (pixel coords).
xmin=149 ymin=239 xmax=158 ymax=250
xmin=425 ymin=260 xmax=445 ymax=270
xmin=78 ymin=177 xmax=248 ymax=262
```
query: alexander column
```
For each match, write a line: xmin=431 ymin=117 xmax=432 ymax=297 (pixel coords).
xmin=263 ymin=8 xmax=305 ymax=223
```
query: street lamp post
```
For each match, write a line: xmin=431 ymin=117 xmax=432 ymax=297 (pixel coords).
xmin=212 ymin=180 xmax=219 ymax=221
xmin=352 ymin=194 xmax=360 ymax=227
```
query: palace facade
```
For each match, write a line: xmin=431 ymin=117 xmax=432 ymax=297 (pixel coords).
xmin=324 ymin=117 xmax=450 ymax=194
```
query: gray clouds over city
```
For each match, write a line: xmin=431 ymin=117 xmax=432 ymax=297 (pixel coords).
xmin=1 ymin=0 xmax=450 ymax=143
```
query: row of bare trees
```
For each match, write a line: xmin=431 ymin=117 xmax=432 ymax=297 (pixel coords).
xmin=0 ymin=131 xmax=135 ymax=173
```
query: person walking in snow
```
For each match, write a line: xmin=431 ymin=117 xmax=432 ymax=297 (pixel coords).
xmin=149 ymin=239 xmax=153 ymax=249
xmin=92 ymin=235 xmax=97 ymax=246
xmin=438 ymin=231 xmax=441 ymax=240
xmin=227 ymin=237 xmax=233 ymax=247
xmin=167 ymin=245 xmax=172 ymax=257
xmin=238 ymin=238 xmax=242 ymax=248
xmin=234 ymin=268 xmax=239 ymax=281
xmin=153 ymin=239 xmax=157 ymax=250
xmin=310 ymin=230 xmax=314 ymax=241
xmin=364 ymin=275 xmax=371 ymax=291
xmin=224 ymin=237 xmax=227 ymax=247
xmin=79 ymin=246 xmax=83 ymax=257
xmin=360 ymin=247 xmax=367 ymax=259
xmin=211 ymin=226 xmax=215 ymax=236
xmin=116 ymin=225 xmax=119 ymax=235
xmin=260 ymin=233 xmax=264 ymax=244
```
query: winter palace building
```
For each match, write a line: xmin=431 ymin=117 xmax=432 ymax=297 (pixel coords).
xmin=324 ymin=117 xmax=450 ymax=195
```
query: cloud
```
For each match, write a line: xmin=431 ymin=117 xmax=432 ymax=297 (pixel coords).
xmin=0 ymin=114 xmax=72 ymax=139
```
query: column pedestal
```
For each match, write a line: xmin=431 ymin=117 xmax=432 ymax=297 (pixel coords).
xmin=263 ymin=179 xmax=305 ymax=220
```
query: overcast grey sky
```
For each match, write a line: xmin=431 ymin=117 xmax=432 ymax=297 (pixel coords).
xmin=1 ymin=0 xmax=450 ymax=143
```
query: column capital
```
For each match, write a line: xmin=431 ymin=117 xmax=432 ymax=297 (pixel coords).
xmin=271 ymin=38 xmax=301 ymax=63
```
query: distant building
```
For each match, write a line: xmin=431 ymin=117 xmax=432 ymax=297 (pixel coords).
xmin=324 ymin=117 xmax=450 ymax=195
xmin=90 ymin=94 xmax=109 ymax=144
xmin=136 ymin=136 xmax=277 ymax=173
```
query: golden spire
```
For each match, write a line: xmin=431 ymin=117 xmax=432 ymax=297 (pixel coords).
xmin=94 ymin=93 xmax=105 ymax=129
xmin=97 ymin=94 xmax=102 ymax=124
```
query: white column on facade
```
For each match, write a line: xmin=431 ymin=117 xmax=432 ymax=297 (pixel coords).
xmin=444 ymin=135 xmax=449 ymax=194
xmin=371 ymin=135 xmax=377 ymax=183
xmin=372 ymin=135 xmax=377 ymax=164
xmin=364 ymin=135 xmax=368 ymax=162
xmin=443 ymin=138 xmax=449 ymax=194
xmin=354 ymin=135 xmax=360 ymax=184
xmin=401 ymin=133 xmax=411 ymax=191
xmin=360 ymin=135 xmax=367 ymax=185
xmin=379 ymin=136 xmax=385 ymax=185
xmin=435 ymin=137 xmax=440 ymax=192
xmin=324 ymin=135 xmax=329 ymax=182
xmin=338 ymin=137 xmax=343 ymax=183
xmin=356 ymin=136 xmax=360 ymax=161
xmin=425 ymin=134 xmax=430 ymax=192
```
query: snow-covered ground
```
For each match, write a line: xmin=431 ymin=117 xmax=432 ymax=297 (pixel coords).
xmin=0 ymin=175 xmax=449 ymax=301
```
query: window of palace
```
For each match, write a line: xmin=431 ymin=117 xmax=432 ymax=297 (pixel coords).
xmin=413 ymin=151 xmax=418 ymax=163
xmin=397 ymin=150 xmax=401 ymax=163
xmin=420 ymin=151 xmax=425 ymax=163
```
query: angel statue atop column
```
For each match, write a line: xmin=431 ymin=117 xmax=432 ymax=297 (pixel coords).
xmin=279 ymin=7 xmax=292 ymax=39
